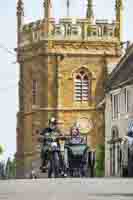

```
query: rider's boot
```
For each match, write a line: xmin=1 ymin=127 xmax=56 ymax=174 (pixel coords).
xmin=61 ymin=170 xmax=64 ymax=176
xmin=40 ymin=160 xmax=47 ymax=172
xmin=64 ymin=173 xmax=67 ymax=177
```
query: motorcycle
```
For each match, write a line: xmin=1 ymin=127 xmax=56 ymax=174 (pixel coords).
xmin=47 ymin=135 xmax=60 ymax=178
xmin=42 ymin=134 xmax=67 ymax=178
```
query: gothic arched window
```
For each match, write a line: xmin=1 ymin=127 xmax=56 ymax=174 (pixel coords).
xmin=74 ymin=69 xmax=91 ymax=102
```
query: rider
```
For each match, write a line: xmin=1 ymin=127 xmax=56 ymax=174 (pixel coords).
xmin=40 ymin=117 xmax=61 ymax=172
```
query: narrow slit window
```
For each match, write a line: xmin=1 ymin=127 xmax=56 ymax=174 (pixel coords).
xmin=32 ymin=80 xmax=37 ymax=105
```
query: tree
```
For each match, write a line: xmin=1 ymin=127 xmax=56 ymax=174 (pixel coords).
xmin=5 ymin=158 xmax=12 ymax=179
xmin=11 ymin=157 xmax=16 ymax=178
xmin=0 ymin=145 xmax=3 ymax=155
xmin=5 ymin=157 xmax=16 ymax=179
xmin=0 ymin=161 xmax=6 ymax=179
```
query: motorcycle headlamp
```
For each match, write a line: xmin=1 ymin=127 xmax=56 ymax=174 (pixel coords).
xmin=51 ymin=142 xmax=58 ymax=148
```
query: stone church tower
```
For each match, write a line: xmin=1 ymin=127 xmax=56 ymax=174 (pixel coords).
xmin=16 ymin=0 xmax=123 ymax=178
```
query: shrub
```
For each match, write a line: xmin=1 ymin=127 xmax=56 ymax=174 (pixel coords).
xmin=95 ymin=144 xmax=105 ymax=177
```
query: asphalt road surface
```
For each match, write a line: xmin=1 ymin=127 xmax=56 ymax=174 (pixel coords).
xmin=0 ymin=178 xmax=133 ymax=200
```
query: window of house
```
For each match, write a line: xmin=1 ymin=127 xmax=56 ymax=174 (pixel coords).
xmin=126 ymin=88 xmax=132 ymax=113
xmin=120 ymin=88 xmax=127 ymax=114
xmin=32 ymin=80 xmax=37 ymax=105
xmin=112 ymin=93 xmax=120 ymax=119
xmin=124 ymin=88 xmax=127 ymax=112
xmin=74 ymin=70 xmax=91 ymax=102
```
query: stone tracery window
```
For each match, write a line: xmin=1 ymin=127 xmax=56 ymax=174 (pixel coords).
xmin=74 ymin=68 xmax=91 ymax=102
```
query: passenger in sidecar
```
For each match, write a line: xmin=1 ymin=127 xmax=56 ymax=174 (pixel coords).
xmin=64 ymin=126 xmax=89 ymax=177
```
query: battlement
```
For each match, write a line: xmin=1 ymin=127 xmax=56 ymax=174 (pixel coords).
xmin=20 ymin=17 xmax=118 ymax=47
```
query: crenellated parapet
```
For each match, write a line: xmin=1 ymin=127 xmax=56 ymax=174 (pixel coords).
xmin=19 ymin=18 xmax=119 ymax=47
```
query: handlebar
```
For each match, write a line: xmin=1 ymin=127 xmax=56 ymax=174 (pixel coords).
xmin=38 ymin=135 xmax=71 ymax=142
xmin=38 ymin=134 xmax=87 ymax=143
xmin=44 ymin=135 xmax=71 ymax=140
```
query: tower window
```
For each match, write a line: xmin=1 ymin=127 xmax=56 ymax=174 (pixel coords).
xmin=74 ymin=70 xmax=91 ymax=102
xmin=32 ymin=80 xmax=37 ymax=105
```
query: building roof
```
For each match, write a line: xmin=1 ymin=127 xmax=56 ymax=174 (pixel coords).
xmin=106 ymin=43 xmax=133 ymax=91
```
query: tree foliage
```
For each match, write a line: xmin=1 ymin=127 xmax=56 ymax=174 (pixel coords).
xmin=0 ymin=145 xmax=3 ymax=155
xmin=5 ymin=157 xmax=16 ymax=179
xmin=0 ymin=161 xmax=5 ymax=179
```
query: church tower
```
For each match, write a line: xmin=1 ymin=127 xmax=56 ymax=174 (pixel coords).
xmin=16 ymin=0 xmax=122 ymax=178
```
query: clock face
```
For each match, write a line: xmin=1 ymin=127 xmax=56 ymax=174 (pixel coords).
xmin=76 ymin=118 xmax=93 ymax=134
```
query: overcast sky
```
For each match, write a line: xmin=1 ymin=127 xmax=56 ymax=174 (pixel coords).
xmin=0 ymin=0 xmax=133 ymax=161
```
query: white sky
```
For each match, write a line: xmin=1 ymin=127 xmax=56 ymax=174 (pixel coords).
xmin=0 ymin=0 xmax=133 ymax=161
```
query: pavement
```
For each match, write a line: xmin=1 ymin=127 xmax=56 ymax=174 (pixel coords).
xmin=0 ymin=178 xmax=133 ymax=200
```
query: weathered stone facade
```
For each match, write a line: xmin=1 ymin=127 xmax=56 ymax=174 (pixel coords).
xmin=16 ymin=0 xmax=123 ymax=178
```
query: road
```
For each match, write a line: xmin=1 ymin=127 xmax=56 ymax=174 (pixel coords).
xmin=0 ymin=178 xmax=133 ymax=200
